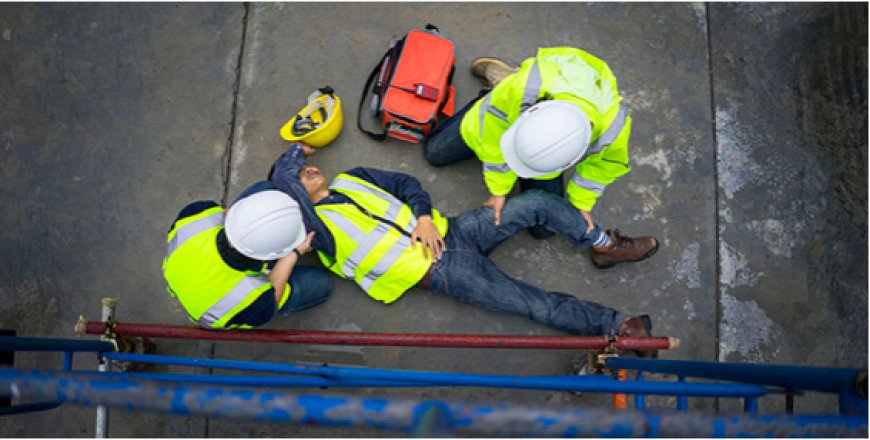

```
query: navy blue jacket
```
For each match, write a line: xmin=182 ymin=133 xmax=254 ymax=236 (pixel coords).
xmin=168 ymin=194 xmax=277 ymax=328
xmin=268 ymin=143 xmax=435 ymax=257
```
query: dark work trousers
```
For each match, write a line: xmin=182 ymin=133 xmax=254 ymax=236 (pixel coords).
xmin=425 ymin=191 xmax=621 ymax=336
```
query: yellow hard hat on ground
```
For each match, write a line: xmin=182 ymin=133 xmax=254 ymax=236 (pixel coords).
xmin=280 ymin=86 xmax=343 ymax=148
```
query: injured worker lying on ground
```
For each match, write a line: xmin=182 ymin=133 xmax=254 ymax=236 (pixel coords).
xmin=266 ymin=143 xmax=659 ymax=358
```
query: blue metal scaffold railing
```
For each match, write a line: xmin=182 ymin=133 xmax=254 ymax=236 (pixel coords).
xmin=0 ymin=298 xmax=865 ymax=438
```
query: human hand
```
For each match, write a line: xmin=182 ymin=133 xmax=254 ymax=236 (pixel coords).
xmin=579 ymin=209 xmax=594 ymax=234
xmin=482 ymin=194 xmax=507 ymax=225
xmin=300 ymin=143 xmax=316 ymax=157
xmin=295 ymin=231 xmax=316 ymax=255
xmin=411 ymin=215 xmax=445 ymax=260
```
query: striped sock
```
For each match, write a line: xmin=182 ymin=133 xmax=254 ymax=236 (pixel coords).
xmin=592 ymin=230 xmax=613 ymax=247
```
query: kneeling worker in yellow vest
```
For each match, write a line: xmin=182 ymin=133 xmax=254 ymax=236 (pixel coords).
xmin=269 ymin=143 xmax=657 ymax=357
xmin=424 ymin=47 xmax=658 ymax=269
xmin=163 ymin=181 xmax=334 ymax=329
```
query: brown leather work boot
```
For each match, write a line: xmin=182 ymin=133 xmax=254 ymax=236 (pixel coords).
xmin=619 ymin=314 xmax=657 ymax=359
xmin=591 ymin=229 xmax=659 ymax=269
xmin=471 ymin=57 xmax=520 ymax=88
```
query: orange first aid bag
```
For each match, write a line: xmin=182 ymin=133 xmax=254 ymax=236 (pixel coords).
xmin=358 ymin=24 xmax=456 ymax=143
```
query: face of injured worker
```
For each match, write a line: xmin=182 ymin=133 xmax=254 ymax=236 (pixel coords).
xmin=300 ymin=164 xmax=328 ymax=198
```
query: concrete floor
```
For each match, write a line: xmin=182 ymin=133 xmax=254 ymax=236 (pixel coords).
xmin=0 ymin=2 xmax=866 ymax=437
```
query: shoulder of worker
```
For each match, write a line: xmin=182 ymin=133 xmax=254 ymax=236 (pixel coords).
xmin=344 ymin=166 xmax=416 ymax=184
xmin=167 ymin=200 xmax=221 ymax=233
xmin=233 ymin=180 xmax=278 ymax=205
xmin=536 ymin=47 xmax=616 ymax=76
xmin=173 ymin=200 xmax=220 ymax=221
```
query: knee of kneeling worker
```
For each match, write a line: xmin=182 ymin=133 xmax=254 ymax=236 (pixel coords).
xmin=422 ymin=142 xmax=450 ymax=167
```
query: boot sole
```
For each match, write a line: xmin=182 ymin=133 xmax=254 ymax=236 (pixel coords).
xmin=470 ymin=57 xmax=519 ymax=85
xmin=593 ymin=239 xmax=660 ymax=270
xmin=470 ymin=57 xmax=515 ymax=74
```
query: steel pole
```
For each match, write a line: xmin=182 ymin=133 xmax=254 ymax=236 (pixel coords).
xmin=82 ymin=321 xmax=678 ymax=351
xmin=95 ymin=298 xmax=116 ymax=439
xmin=606 ymin=358 xmax=865 ymax=393
xmin=101 ymin=352 xmax=770 ymax=397
xmin=0 ymin=336 xmax=114 ymax=353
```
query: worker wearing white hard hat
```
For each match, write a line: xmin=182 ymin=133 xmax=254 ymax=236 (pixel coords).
xmin=499 ymin=100 xmax=592 ymax=178
xmin=163 ymin=174 xmax=334 ymax=329
xmin=224 ymin=190 xmax=307 ymax=261
xmin=424 ymin=47 xmax=658 ymax=269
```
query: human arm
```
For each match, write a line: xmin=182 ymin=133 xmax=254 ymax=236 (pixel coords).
xmin=270 ymin=143 xmax=335 ymax=255
xmin=268 ymin=231 xmax=315 ymax=305
xmin=478 ymin=144 xmax=518 ymax=226
xmin=344 ymin=167 xmax=434 ymax=218
xmin=566 ymin=117 xmax=632 ymax=212
xmin=224 ymin=231 xmax=316 ymax=328
xmin=474 ymin=68 xmax=529 ymax=224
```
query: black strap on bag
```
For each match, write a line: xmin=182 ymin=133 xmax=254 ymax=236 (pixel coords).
xmin=358 ymin=42 xmax=402 ymax=141
xmin=357 ymin=24 xmax=443 ymax=141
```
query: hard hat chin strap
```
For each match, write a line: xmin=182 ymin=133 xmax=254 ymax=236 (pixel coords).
xmin=292 ymin=87 xmax=338 ymax=136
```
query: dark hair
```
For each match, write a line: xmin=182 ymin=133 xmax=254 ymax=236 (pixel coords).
xmin=216 ymin=230 xmax=264 ymax=270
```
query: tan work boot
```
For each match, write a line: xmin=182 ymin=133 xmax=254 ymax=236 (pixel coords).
xmin=592 ymin=229 xmax=659 ymax=269
xmin=471 ymin=57 xmax=520 ymax=88
xmin=618 ymin=314 xmax=657 ymax=359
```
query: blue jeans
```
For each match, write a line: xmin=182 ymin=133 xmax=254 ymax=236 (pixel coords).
xmin=424 ymin=91 xmax=566 ymax=240
xmin=423 ymin=90 xmax=485 ymax=167
xmin=425 ymin=191 xmax=622 ymax=336
xmin=280 ymin=266 xmax=334 ymax=314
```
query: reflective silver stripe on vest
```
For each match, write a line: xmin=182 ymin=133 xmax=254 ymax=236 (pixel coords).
xmin=319 ymin=207 xmax=414 ymax=292
xmin=322 ymin=178 xmax=419 ymax=288
xmin=483 ymin=162 xmax=512 ymax=174
xmin=167 ymin=211 xmax=224 ymax=259
xmin=487 ymin=105 xmax=508 ymax=122
xmin=583 ymin=104 xmax=630 ymax=160
xmin=520 ymin=61 xmax=542 ymax=112
xmin=330 ymin=178 xmax=417 ymax=233
xmin=197 ymin=275 xmax=268 ymax=327
xmin=318 ymin=210 xmax=366 ymax=279
xmin=342 ymin=198 xmax=404 ymax=278
xmin=571 ymin=173 xmax=607 ymax=195
xmin=359 ymin=234 xmax=413 ymax=292
xmin=478 ymin=93 xmax=494 ymax=138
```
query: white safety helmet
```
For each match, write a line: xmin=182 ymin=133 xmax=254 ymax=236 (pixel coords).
xmin=500 ymin=100 xmax=592 ymax=178
xmin=224 ymin=190 xmax=306 ymax=261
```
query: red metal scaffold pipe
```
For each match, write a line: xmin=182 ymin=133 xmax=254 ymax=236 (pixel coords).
xmin=78 ymin=321 xmax=679 ymax=351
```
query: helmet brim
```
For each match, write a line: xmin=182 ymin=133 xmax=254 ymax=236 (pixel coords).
xmin=500 ymin=101 xmax=592 ymax=179
xmin=225 ymin=191 xmax=308 ymax=261
xmin=500 ymin=116 xmax=549 ymax=178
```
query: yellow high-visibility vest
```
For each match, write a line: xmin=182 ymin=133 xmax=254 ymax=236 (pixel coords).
xmin=315 ymin=174 xmax=448 ymax=304
xmin=162 ymin=206 xmax=289 ymax=329
xmin=460 ymin=47 xmax=632 ymax=211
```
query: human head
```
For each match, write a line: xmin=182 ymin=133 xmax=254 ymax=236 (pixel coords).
xmin=299 ymin=164 xmax=329 ymax=199
xmin=224 ymin=190 xmax=306 ymax=260
xmin=500 ymin=100 xmax=592 ymax=178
